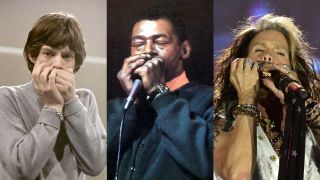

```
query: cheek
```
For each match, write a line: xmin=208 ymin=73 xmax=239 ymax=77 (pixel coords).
xmin=131 ymin=48 xmax=138 ymax=55
xmin=66 ymin=60 xmax=76 ymax=69
xmin=35 ymin=55 xmax=48 ymax=64
xmin=281 ymin=57 xmax=291 ymax=65
xmin=158 ymin=46 xmax=179 ymax=59
xmin=158 ymin=49 xmax=170 ymax=57
xmin=247 ymin=52 xmax=259 ymax=61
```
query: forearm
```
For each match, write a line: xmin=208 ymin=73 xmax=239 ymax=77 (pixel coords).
xmin=306 ymin=100 xmax=320 ymax=147
xmin=152 ymin=92 xmax=213 ymax=179
xmin=107 ymin=98 xmax=142 ymax=179
xmin=63 ymin=96 xmax=106 ymax=176
xmin=215 ymin=115 xmax=256 ymax=180
xmin=0 ymin=110 xmax=60 ymax=179
xmin=107 ymin=98 xmax=141 ymax=155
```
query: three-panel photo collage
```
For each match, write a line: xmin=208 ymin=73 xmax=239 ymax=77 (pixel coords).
xmin=1 ymin=0 xmax=320 ymax=179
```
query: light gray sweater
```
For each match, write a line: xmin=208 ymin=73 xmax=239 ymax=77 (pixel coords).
xmin=0 ymin=81 xmax=106 ymax=180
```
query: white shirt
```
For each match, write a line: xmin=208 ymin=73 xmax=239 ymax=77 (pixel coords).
xmin=214 ymin=125 xmax=320 ymax=180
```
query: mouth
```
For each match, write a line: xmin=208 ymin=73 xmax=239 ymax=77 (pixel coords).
xmin=259 ymin=71 xmax=272 ymax=78
xmin=143 ymin=53 xmax=158 ymax=60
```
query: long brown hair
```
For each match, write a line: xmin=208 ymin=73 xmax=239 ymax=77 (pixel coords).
xmin=23 ymin=12 xmax=86 ymax=73
xmin=214 ymin=14 xmax=320 ymax=111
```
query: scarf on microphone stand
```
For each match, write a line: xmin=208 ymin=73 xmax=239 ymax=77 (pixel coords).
xmin=278 ymin=96 xmax=306 ymax=180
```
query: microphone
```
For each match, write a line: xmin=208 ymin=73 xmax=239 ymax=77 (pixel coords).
xmin=123 ymin=79 xmax=143 ymax=110
xmin=123 ymin=53 xmax=157 ymax=110
xmin=273 ymin=72 xmax=309 ymax=99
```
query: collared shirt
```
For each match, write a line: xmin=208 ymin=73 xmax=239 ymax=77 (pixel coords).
xmin=166 ymin=71 xmax=189 ymax=91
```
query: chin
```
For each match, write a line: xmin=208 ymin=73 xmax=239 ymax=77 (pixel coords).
xmin=258 ymin=82 xmax=275 ymax=101
xmin=258 ymin=83 xmax=282 ymax=106
xmin=258 ymin=82 xmax=268 ymax=99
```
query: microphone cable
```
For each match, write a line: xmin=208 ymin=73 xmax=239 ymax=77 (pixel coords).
xmin=114 ymin=109 xmax=126 ymax=180
xmin=114 ymin=53 xmax=156 ymax=179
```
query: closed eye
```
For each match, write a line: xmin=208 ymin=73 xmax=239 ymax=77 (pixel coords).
xmin=276 ymin=52 xmax=285 ymax=56
xmin=254 ymin=49 xmax=264 ymax=52
xmin=131 ymin=42 xmax=145 ymax=47
xmin=155 ymin=40 xmax=169 ymax=45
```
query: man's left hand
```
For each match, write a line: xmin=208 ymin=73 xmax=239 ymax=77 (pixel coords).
xmin=134 ymin=57 xmax=165 ymax=94
xmin=260 ymin=63 xmax=300 ymax=104
xmin=55 ymin=68 xmax=76 ymax=103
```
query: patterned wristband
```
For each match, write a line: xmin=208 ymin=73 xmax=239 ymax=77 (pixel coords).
xmin=146 ymin=84 xmax=169 ymax=103
xmin=43 ymin=105 xmax=64 ymax=120
xmin=233 ymin=104 xmax=259 ymax=119
xmin=306 ymin=102 xmax=320 ymax=124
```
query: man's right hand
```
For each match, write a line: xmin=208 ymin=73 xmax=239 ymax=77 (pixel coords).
xmin=117 ymin=54 xmax=150 ymax=94
xmin=230 ymin=58 xmax=260 ymax=105
xmin=32 ymin=60 xmax=64 ymax=112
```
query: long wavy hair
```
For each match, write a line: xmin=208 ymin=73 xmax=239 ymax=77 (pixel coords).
xmin=214 ymin=14 xmax=320 ymax=111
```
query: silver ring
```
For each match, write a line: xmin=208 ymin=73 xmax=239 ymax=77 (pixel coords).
xmin=282 ymin=64 xmax=293 ymax=76
xmin=282 ymin=64 xmax=293 ymax=72
xmin=282 ymin=64 xmax=292 ymax=70
xmin=244 ymin=58 xmax=254 ymax=67
xmin=286 ymin=70 xmax=292 ymax=75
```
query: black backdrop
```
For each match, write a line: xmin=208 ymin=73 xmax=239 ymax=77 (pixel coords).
xmin=107 ymin=0 xmax=213 ymax=100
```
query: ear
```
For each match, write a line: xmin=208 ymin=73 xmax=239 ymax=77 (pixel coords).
xmin=28 ymin=54 xmax=36 ymax=64
xmin=180 ymin=40 xmax=191 ymax=60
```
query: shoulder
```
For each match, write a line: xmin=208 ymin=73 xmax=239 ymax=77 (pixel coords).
xmin=0 ymin=86 xmax=14 ymax=105
xmin=74 ymin=88 xmax=96 ymax=105
xmin=0 ymin=86 xmax=13 ymax=96
xmin=179 ymin=82 xmax=212 ymax=104
xmin=76 ymin=88 xmax=95 ymax=99
xmin=0 ymin=82 xmax=31 ymax=101
xmin=181 ymin=83 xmax=212 ymax=97
xmin=0 ymin=84 xmax=30 ymax=112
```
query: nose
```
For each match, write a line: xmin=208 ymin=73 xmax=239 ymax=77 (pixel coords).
xmin=52 ymin=54 xmax=63 ymax=68
xmin=143 ymin=40 xmax=156 ymax=55
xmin=262 ymin=53 xmax=273 ymax=62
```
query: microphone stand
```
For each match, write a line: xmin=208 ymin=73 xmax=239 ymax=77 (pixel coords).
xmin=278 ymin=91 xmax=307 ymax=180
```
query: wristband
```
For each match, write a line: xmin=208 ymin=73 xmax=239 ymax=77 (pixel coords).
xmin=146 ymin=84 xmax=169 ymax=103
xmin=43 ymin=105 xmax=64 ymax=120
xmin=233 ymin=104 xmax=259 ymax=119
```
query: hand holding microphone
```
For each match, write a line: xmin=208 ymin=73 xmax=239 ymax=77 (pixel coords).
xmin=118 ymin=53 xmax=165 ymax=110
xmin=117 ymin=53 xmax=151 ymax=95
xmin=259 ymin=62 xmax=309 ymax=100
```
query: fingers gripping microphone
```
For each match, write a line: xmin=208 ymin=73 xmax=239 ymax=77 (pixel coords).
xmin=123 ymin=53 xmax=157 ymax=110
xmin=273 ymin=72 xmax=309 ymax=100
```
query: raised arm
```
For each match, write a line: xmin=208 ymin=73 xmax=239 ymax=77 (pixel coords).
xmin=214 ymin=58 xmax=260 ymax=179
xmin=63 ymin=89 xmax=106 ymax=176
xmin=0 ymin=87 xmax=61 ymax=179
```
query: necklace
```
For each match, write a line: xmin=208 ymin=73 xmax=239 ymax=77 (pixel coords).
xmin=258 ymin=116 xmax=283 ymax=156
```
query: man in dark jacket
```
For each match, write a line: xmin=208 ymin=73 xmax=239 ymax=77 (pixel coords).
xmin=107 ymin=10 xmax=213 ymax=180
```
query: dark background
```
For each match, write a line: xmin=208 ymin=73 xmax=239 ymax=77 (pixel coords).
xmin=107 ymin=0 xmax=213 ymax=100
xmin=214 ymin=0 xmax=320 ymax=70
xmin=108 ymin=0 xmax=320 ymax=100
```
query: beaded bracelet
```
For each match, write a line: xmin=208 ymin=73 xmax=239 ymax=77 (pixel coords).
xmin=43 ymin=105 xmax=64 ymax=120
xmin=306 ymin=101 xmax=320 ymax=124
xmin=146 ymin=84 xmax=169 ymax=103
xmin=233 ymin=104 xmax=259 ymax=119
